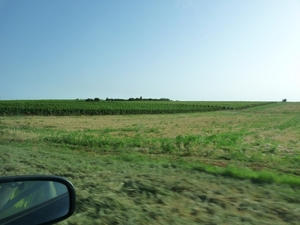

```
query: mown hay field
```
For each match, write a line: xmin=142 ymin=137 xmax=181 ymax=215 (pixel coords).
xmin=0 ymin=102 xmax=300 ymax=224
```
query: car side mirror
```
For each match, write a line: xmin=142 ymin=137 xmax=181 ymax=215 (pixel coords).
xmin=0 ymin=175 xmax=76 ymax=225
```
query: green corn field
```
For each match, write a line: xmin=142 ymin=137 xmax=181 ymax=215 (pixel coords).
xmin=0 ymin=100 xmax=274 ymax=116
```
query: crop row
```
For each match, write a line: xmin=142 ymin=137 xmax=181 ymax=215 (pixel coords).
xmin=0 ymin=100 xmax=274 ymax=116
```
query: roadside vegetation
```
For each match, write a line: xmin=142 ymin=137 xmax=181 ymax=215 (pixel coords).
xmin=0 ymin=101 xmax=300 ymax=224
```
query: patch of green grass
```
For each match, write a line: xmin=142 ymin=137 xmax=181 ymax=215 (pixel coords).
xmin=277 ymin=115 xmax=300 ymax=130
xmin=191 ymin=163 xmax=300 ymax=186
xmin=146 ymin=127 xmax=160 ymax=133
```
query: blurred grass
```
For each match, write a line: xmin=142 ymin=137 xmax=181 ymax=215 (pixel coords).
xmin=1 ymin=144 xmax=300 ymax=225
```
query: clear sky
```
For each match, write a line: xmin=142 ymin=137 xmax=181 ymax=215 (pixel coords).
xmin=0 ymin=0 xmax=299 ymax=101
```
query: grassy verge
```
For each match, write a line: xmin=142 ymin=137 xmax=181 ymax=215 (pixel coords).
xmin=1 ymin=143 xmax=300 ymax=225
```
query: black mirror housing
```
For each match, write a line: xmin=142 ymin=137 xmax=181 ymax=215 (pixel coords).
xmin=0 ymin=175 xmax=76 ymax=225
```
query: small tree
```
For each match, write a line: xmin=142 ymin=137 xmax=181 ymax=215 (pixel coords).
xmin=282 ymin=99 xmax=287 ymax=102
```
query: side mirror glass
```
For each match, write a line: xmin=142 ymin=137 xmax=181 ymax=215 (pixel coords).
xmin=0 ymin=175 xmax=76 ymax=225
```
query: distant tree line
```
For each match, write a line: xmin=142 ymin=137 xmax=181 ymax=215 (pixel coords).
xmin=83 ymin=97 xmax=171 ymax=102
xmin=85 ymin=98 xmax=101 ymax=102
xmin=106 ymin=97 xmax=171 ymax=101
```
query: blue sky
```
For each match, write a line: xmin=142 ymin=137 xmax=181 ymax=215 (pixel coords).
xmin=0 ymin=0 xmax=299 ymax=101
